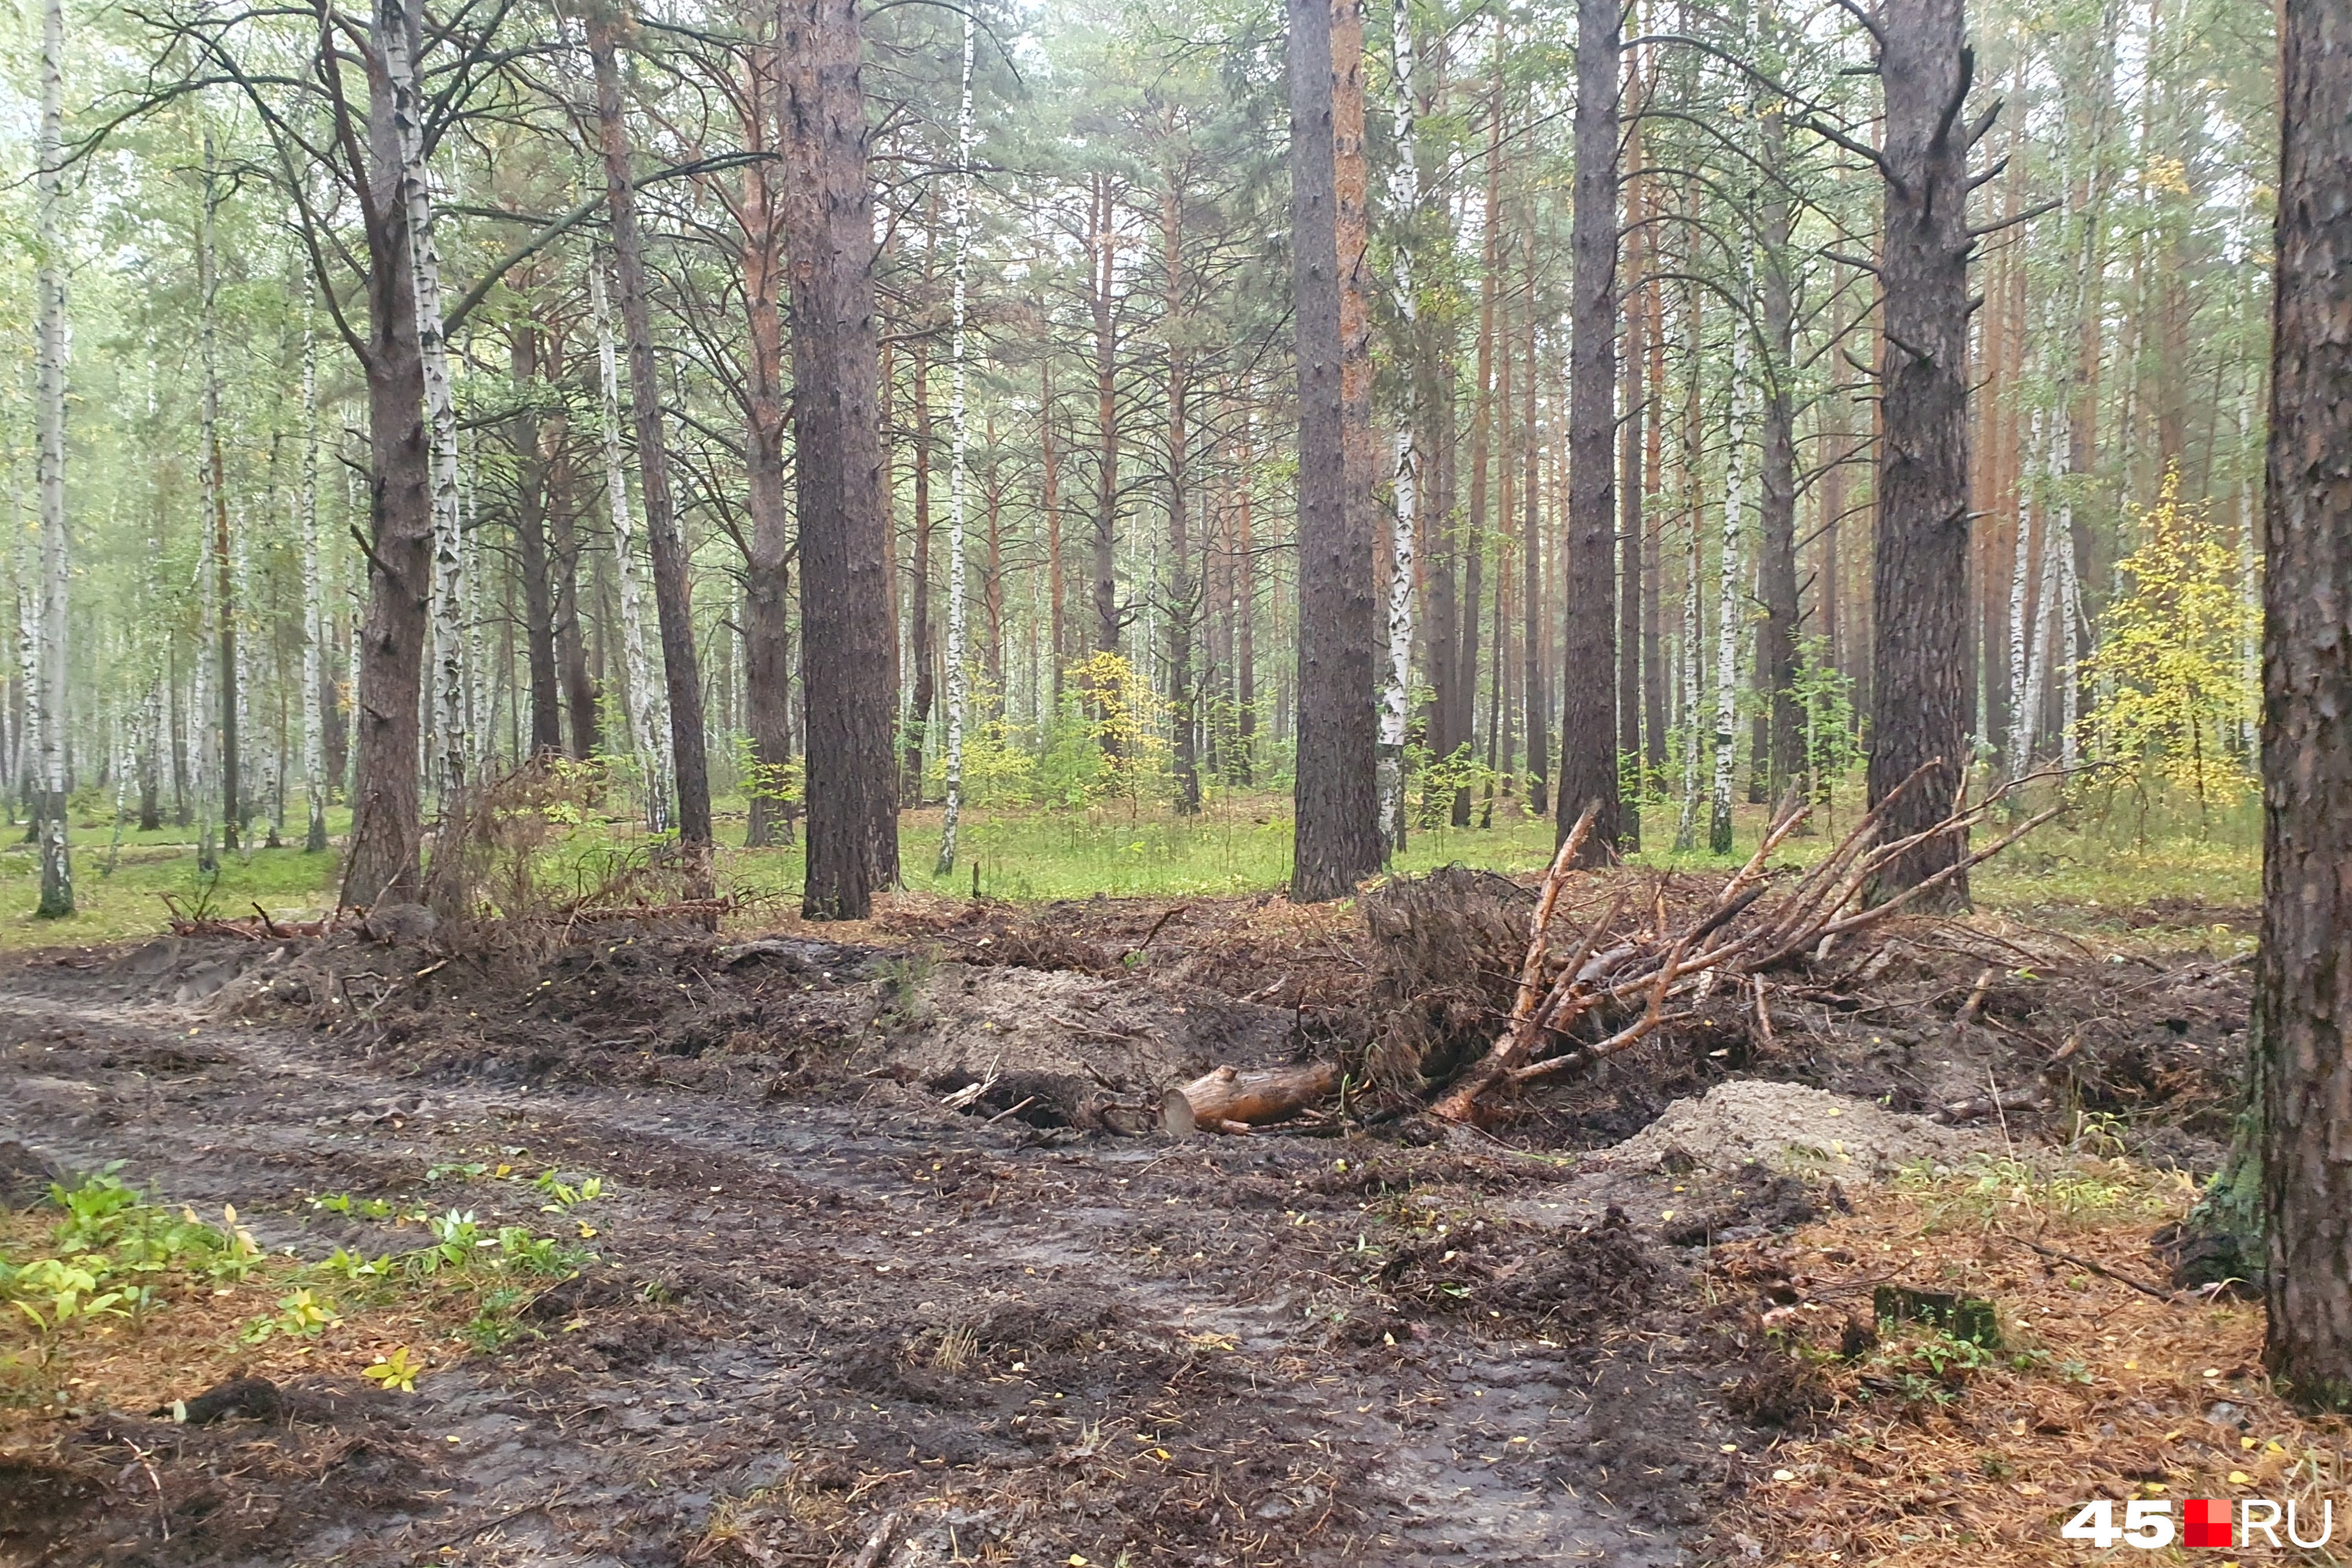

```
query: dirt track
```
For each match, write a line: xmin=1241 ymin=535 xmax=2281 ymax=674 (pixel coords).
xmin=0 ymin=938 xmax=1766 ymax=1567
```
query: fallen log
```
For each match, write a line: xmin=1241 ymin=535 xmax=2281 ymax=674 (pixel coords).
xmin=1160 ymin=1062 xmax=1341 ymax=1136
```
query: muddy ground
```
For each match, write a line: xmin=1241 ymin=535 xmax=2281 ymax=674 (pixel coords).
xmin=0 ymin=879 xmax=2252 ymax=1566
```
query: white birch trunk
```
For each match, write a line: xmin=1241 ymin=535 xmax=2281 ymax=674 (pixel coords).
xmin=14 ymin=538 xmax=37 ymax=822
xmin=380 ymin=0 xmax=467 ymax=805
xmin=1673 ymin=486 xmax=1704 ymax=851
xmin=193 ymin=560 xmax=219 ymax=873
xmin=1377 ymin=24 xmax=1420 ymax=855
xmin=300 ymin=318 xmax=327 ymax=852
xmin=936 ymin=15 xmax=976 ymax=877
xmin=591 ymin=262 xmax=670 ymax=833
xmin=2020 ymin=428 xmax=2063 ymax=781
xmin=2003 ymin=407 xmax=2040 ymax=782
xmin=2058 ymin=502 xmax=2082 ymax=771
xmin=1708 ymin=317 xmax=1751 ymax=855
xmin=2234 ymin=384 xmax=2258 ymax=757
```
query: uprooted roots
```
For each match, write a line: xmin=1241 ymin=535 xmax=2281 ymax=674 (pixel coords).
xmin=1430 ymin=764 xmax=2064 ymax=1125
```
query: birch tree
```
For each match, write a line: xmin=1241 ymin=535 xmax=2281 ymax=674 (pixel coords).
xmin=936 ymin=13 xmax=975 ymax=877
xmin=592 ymin=261 xmax=672 ymax=833
xmin=33 ymin=0 xmax=71 ymax=917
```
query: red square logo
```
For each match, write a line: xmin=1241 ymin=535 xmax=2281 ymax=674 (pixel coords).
xmin=2184 ymin=1499 xmax=2234 ymax=1548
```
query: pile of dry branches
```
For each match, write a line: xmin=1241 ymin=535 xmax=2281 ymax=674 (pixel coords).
xmin=1430 ymin=764 xmax=2062 ymax=1126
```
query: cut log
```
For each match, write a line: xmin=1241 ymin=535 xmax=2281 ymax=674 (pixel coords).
xmin=1160 ymin=1062 xmax=1340 ymax=1136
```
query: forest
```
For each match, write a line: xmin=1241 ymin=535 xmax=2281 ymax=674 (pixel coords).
xmin=2 ymin=0 xmax=2347 ymax=1559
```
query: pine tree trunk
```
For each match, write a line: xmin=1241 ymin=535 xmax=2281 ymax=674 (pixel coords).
xmin=2258 ymin=0 xmax=2352 ymax=1412
xmin=1163 ymin=180 xmax=1201 ymax=818
xmin=1042 ymin=360 xmax=1065 ymax=701
xmin=1090 ymin=176 xmax=1120 ymax=666
xmin=343 ymin=0 xmax=439 ymax=907
xmin=1522 ymin=226 xmax=1548 ymax=819
xmin=379 ymin=5 xmax=467 ymax=821
xmin=1865 ymin=0 xmax=1978 ymax=906
xmin=1618 ymin=169 xmax=1644 ymax=845
xmin=510 ymin=325 xmax=564 ymax=760
xmin=735 ymin=36 xmax=794 ymax=848
xmin=591 ymin=20 xmax=711 ymax=867
xmin=1757 ymin=107 xmax=1805 ymax=806
xmin=782 ymin=0 xmax=899 ymax=918
xmin=1555 ymin=0 xmax=1620 ymax=865
xmin=32 ymin=0 xmax=70 ymax=917
xmin=1287 ymin=0 xmax=1381 ymax=902
xmin=543 ymin=335 xmax=600 ymax=764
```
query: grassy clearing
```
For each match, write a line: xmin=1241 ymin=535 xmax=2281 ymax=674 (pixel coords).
xmin=1713 ymin=1152 xmax=2350 ymax=1566
xmin=0 ymin=772 xmax=2259 ymax=951
xmin=0 ymin=1163 xmax=601 ymax=1420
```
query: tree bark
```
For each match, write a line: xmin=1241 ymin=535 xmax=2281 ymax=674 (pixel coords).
xmin=782 ymin=0 xmax=899 ymax=918
xmin=739 ymin=33 xmax=795 ymax=848
xmin=1161 ymin=1062 xmax=1341 ymax=1135
xmin=1555 ymin=0 xmax=1620 ymax=864
xmin=938 ymin=19 xmax=976 ymax=874
xmin=2259 ymin=0 xmax=2352 ymax=1413
xmin=1089 ymin=175 xmax=1121 ymax=666
xmin=510 ymin=324 xmax=564 ymax=759
xmin=1864 ymin=0 xmax=1978 ymax=906
xmin=32 ymin=0 xmax=70 ymax=917
xmin=1287 ymin=0 xmax=1381 ymax=902
xmin=1163 ymin=179 xmax=1200 ymax=816
xmin=1617 ymin=149 xmax=1645 ymax=845
xmin=543 ymin=333 xmax=601 ymax=763
xmin=1377 ymin=15 xmax=1419 ymax=853
xmin=1522 ymin=225 xmax=1548 ymax=819
xmin=1757 ymin=105 xmax=1805 ymax=805
xmin=590 ymin=16 xmax=712 ymax=867
xmin=199 ymin=143 xmax=239 ymax=853
xmin=343 ymin=0 xmax=438 ymax=908
xmin=591 ymin=263 xmax=672 ymax=831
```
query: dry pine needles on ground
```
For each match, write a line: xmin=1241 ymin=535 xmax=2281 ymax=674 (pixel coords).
xmin=1705 ymin=1160 xmax=2352 ymax=1565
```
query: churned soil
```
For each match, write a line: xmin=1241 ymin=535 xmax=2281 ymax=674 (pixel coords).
xmin=0 ymin=879 xmax=2251 ymax=1566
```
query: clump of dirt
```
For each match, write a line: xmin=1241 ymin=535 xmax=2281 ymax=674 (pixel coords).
xmin=1378 ymin=1205 xmax=1664 ymax=1340
xmin=8 ymin=1376 xmax=431 ymax=1566
xmin=1600 ymin=1080 xmax=1990 ymax=1178
xmin=1660 ymin=1161 xmax=1828 ymax=1247
xmin=868 ymin=961 xmax=1302 ymax=1126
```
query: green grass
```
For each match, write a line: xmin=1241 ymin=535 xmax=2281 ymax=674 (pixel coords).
xmin=0 ymin=772 xmax=2260 ymax=949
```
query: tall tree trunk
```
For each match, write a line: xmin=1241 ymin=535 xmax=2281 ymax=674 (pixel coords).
xmin=590 ymin=16 xmax=711 ymax=869
xmin=782 ymin=0 xmax=898 ymax=918
xmin=1642 ymin=241 xmax=1668 ymax=776
xmin=32 ymin=0 xmax=70 ymax=917
xmin=378 ymin=7 xmax=466 ymax=822
xmin=1521 ymin=225 xmax=1548 ymax=818
xmin=300 ymin=320 xmax=329 ymax=852
xmin=1235 ymin=403 xmax=1257 ymax=782
xmin=2258 ymin=0 xmax=2352 ymax=1413
xmin=740 ymin=34 xmax=795 ymax=848
xmin=1042 ymin=358 xmax=1065 ymax=701
xmin=1376 ymin=13 xmax=1419 ymax=853
xmin=199 ymin=140 xmax=240 ymax=852
xmin=591 ymin=263 xmax=671 ymax=832
xmin=1712 ymin=304 xmax=1751 ymax=855
xmin=1618 ymin=159 xmax=1645 ymax=845
xmin=1555 ymin=0 xmax=1620 ymax=863
xmin=543 ymin=334 xmax=600 ymax=762
xmin=1163 ymin=178 xmax=1201 ymax=817
xmin=1864 ymin=0 xmax=1978 ymax=906
xmin=1756 ymin=105 xmax=1804 ymax=805
xmin=938 ymin=16 xmax=976 ymax=873
xmin=343 ymin=0 xmax=439 ymax=907
xmin=1456 ymin=68 xmax=1504 ymax=829
xmin=510 ymin=324 xmax=564 ymax=759
xmin=1090 ymin=175 xmax=1121 ymax=667
xmin=906 ymin=336 xmax=935 ymax=795
xmin=1287 ymin=0 xmax=1381 ymax=901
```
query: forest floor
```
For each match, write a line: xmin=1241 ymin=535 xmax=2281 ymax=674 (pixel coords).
xmin=4 ymin=860 xmax=2343 ymax=1567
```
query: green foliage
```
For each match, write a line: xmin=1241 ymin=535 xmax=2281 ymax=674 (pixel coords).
xmin=2081 ymin=466 xmax=2257 ymax=811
